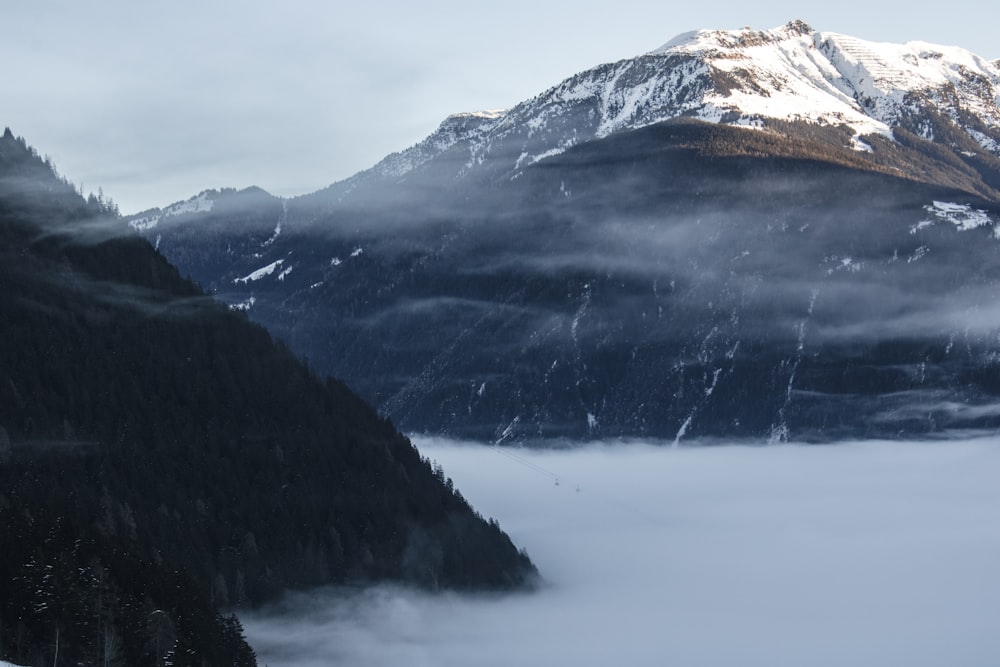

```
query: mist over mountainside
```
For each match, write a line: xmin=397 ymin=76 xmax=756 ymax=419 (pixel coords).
xmin=243 ymin=436 xmax=1000 ymax=667
xmin=0 ymin=129 xmax=534 ymax=666
xmin=128 ymin=22 xmax=1000 ymax=442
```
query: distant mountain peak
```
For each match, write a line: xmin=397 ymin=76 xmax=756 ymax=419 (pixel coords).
xmin=651 ymin=19 xmax=815 ymax=53
xmin=642 ymin=21 xmax=999 ymax=139
xmin=784 ymin=18 xmax=814 ymax=35
xmin=446 ymin=109 xmax=508 ymax=121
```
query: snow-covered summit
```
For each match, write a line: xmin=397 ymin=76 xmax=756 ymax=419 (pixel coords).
xmin=325 ymin=21 xmax=1000 ymax=196
xmin=651 ymin=19 xmax=816 ymax=53
xmin=368 ymin=109 xmax=507 ymax=179
xmin=642 ymin=19 xmax=999 ymax=144
xmin=124 ymin=185 xmax=280 ymax=231
xmin=447 ymin=110 xmax=508 ymax=121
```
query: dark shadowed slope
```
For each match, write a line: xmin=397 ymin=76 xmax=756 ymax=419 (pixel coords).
xmin=0 ymin=128 xmax=535 ymax=667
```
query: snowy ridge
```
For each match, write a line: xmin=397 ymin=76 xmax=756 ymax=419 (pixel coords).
xmin=649 ymin=22 xmax=891 ymax=138
xmin=375 ymin=110 xmax=507 ymax=178
xmin=229 ymin=295 xmax=256 ymax=311
xmin=128 ymin=191 xmax=215 ymax=231
xmin=329 ymin=21 xmax=1000 ymax=188
xmin=814 ymin=32 xmax=1000 ymax=140
xmin=311 ymin=110 xmax=508 ymax=204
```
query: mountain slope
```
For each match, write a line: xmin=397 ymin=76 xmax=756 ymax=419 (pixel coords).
xmin=127 ymin=23 xmax=1000 ymax=443
xmin=0 ymin=129 xmax=535 ymax=666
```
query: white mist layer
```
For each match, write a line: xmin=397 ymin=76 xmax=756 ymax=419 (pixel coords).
xmin=243 ymin=438 xmax=1000 ymax=666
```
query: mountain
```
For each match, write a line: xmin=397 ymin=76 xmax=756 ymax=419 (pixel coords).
xmin=0 ymin=129 xmax=535 ymax=666
xmin=303 ymin=19 xmax=1000 ymax=204
xmin=126 ymin=22 xmax=1000 ymax=443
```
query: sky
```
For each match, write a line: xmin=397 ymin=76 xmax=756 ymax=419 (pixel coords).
xmin=5 ymin=1 xmax=999 ymax=214
xmin=243 ymin=436 xmax=1000 ymax=666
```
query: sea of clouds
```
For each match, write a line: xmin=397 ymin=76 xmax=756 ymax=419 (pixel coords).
xmin=243 ymin=437 xmax=1000 ymax=666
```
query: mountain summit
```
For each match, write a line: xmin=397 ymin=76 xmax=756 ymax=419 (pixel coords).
xmin=308 ymin=20 xmax=999 ymax=203
xmin=128 ymin=23 xmax=1000 ymax=443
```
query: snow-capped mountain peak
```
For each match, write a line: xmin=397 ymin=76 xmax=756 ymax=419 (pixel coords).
xmin=128 ymin=190 xmax=215 ymax=231
xmin=329 ymin=20 xmax=999 ymax=192
xmin=650 ymin=19 xmax=816 ymax=53
xmin=576 ymin=19 xmax=999 ymax=148
xmin=447 ymin=109 xmax=508 ymax=121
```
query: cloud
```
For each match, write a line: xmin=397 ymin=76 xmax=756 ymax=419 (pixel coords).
xmin=243 ymin=436 xmax=1000 ymax=667
xmin=19 ymin=250 xmax=220 ymax=320
xmin=869 ymin=390 xmax=1000 ymax=423
xmin=350 ymin=296 xmax=537 ymax=328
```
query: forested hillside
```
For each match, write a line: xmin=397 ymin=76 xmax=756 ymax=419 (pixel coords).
xmin=0 ymin=128 xmax=535 ymax=666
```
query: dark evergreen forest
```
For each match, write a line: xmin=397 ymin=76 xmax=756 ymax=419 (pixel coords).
xmin=0 ymin=128 xmax=536 ymax=666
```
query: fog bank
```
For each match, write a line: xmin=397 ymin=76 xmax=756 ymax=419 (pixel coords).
xmin=243 ymin=438 xmax=1000 ymax=666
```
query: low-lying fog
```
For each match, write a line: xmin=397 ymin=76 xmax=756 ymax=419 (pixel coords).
xmin=243 ymin=437 xmax=1000 ymax=666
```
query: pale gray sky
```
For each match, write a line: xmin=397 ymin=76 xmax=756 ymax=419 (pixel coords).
xmin=5 ymin=1 xmax=997 ymax=213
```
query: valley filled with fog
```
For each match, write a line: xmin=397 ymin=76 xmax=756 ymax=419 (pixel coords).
xmin=243 ymin=437 xmax=999 ymax=666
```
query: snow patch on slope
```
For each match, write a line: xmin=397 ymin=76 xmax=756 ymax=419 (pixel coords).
xmin=263 ymin=200 xmax=287 ymax=247
xmin=129 ymin=191 xmax=215 ymax=231
xmin=921 ymin=201 xmax=992 ymax=231
xmin=229 ymin=296 xmax=256 ymax=311
xmin=235 ymin=259 xmax=284 ymax=284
